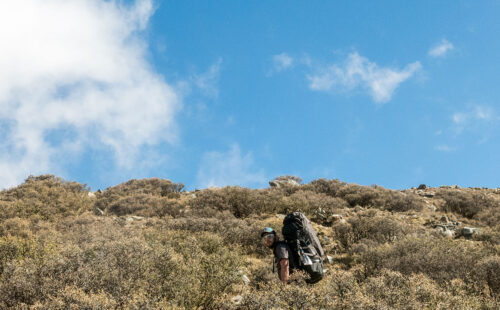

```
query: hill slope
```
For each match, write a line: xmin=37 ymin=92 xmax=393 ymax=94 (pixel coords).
xmin=0 ymin=175 xmax=499 ymax=309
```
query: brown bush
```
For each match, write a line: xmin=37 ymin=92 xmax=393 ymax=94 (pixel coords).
xmin=303 ymin=178 xmax=424 ymax=212
xmin=356 ymin=235 xmax=499 ymax=291
xmin=0 ymin=175 xmax=92 ymax=221
xmin=0 ymin=217 xmax=244 ymax=309
xmin=435 ymin=189 xmax=499 ymax=219
xmin=332 ymin=210 xmax=415 ymax=251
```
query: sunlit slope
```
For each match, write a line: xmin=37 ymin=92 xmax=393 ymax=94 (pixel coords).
xmin=0 ymin=175 xmax=498 ymax=309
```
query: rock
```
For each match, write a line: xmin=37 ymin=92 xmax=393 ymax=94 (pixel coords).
xmin=461 ymin=227 xmax=478 ymax=238
xmin=94 ymin=207 xmax=104 ymax=216
xmin=241 ymin=274 xmax=250 ymax=285
xmin=326 ymin=255 xmax=334 ymax=264
xmin=231 ymin=295 xmax=243 ymax=305
xmin=126 ymin=216 xmax=145 ymax=222
xmin=423 ymin=191 xmax=436 ymax=198
xmin=417 ymin=184 xmax=427 ymax=190
xmin=88 ymin=192 xmax=96 ymax=198
xmin=269 ymin=179 xmax=299 ymax=188
xmin=329 ymin=214 xmax=346 ymax=224
xmin=276 ymin=214 xmax=286 ymax=219
xmin=441 ymin=229 xmax=455 ymax=238
xmin=427 ymin=205 xmax=437 ymax=212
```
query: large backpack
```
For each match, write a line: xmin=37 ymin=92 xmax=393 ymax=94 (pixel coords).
xmin=282 ymin=212 xmax=325 ymax=284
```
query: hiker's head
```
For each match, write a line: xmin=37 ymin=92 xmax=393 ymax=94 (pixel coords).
xmin=261 ymin=227 xmax=277 ymax=248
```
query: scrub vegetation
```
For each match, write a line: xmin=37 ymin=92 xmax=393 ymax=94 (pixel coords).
xmin=0 ymin=175 xmax=499 ymax=309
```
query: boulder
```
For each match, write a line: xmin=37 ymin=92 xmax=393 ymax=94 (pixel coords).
xmin=241 ymin=274 xmax=250 ymax=285
xmin=269 ymin=179 xmax=299 ymax=188
xmin=327 ymin=214 xmax=346 ymax=225
xmin=326 ymin=255 xmax=334 ymax=264
xmin=231 ymin=295 xmax=243 ymax=305
xmin=427 ymin=205 xmax=437 ymax=212
xmin=441 ymin=229 xmax=455 ymax=238
xmin=461 ymin=227 xmax=479 ymax=238
xmin=417 ymin=184 xmax=427 ymax=190
xmin=126 ymin=216 xmax=145 ymax=222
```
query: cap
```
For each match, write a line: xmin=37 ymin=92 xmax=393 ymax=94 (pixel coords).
xmin=260 ymin=227 xmax=275 ymax=237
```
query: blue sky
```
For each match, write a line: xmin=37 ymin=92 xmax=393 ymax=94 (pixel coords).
xmin=1 ymin=0 xmax=499 ymax=190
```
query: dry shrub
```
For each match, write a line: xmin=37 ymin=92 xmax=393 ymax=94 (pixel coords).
xmin=104 ymin=194 xmax=183 ymax=217
xmin=95 ymin=178 xmax=185 ymax=217
xmin=303 ymin=178 xmax=424 ymax=212
xmin=191 ymin=187 xmax=287 ymax=218
xmin=356 ymin=235 xmax=499 ymax=293
xmin=163 ymin=214 xmax=268 ymax=255
xmin=332 ymin=210 xmax=415 ymax=251
xmin=436 ymin=189 xmax=499 ymax=220
xmin=0 ymin=175 xmax=92 ymax=221
xmin=240 ymin=268 xmax=493 ymax=309
xmin=0 ymin=217 xmax=244 ymax=309
xmin=287 ymin=190 xmax=348 ymax=225
xmin=474 ymin=256 xmax=500 ymax=298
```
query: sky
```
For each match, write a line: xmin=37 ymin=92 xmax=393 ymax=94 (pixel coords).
xmin=1 ymin=0 xmax=499 ymax=190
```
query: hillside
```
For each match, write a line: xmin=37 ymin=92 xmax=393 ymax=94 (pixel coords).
xmin=0 ymin=175 xmax=499 ymax=309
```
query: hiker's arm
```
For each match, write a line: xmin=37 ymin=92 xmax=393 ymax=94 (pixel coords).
xmin=279 ymin=258 xmax=289 ymax=284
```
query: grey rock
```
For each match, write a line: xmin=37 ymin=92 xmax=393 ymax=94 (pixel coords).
xmin=231 ymin=295 xmax=243 ymax=305
xmin=126 ymin=216 xmax=145 ymax=222
xmin=276 ymin=214 xmax=286 ymax=219
xmin=269 ymin=179 xmax=299 ymax=188
xmin=441 ymin=229 xmax=455 ymax=238
xmin=242 ymin=274 xmax=250 ymax=285
xmin=326 ymin=255 xmax=334 ymax=264
xmin=461 ymin=227 xmax=478 ymax=237
xmin=94 ymin=207 xmax=104 ymax=216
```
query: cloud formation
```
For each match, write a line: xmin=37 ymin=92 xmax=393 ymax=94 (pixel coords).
xmin=435 ymin=144 xmax=456 ymax=152
xmin=196 ymin=144 xmax=266 ymax=188
xmin=273 ymin=53 xmax=294 ymax=72
xmin=428 ymin=39 xmax=454 ymax=57
xmin=307 ymin=52 xmax=421 ymax=103
xmin=192 ymin=58 xmax=222 ymax=98
xmin=0 ymin=0 xmax=180 ymax=188
xmin=452 ymin=105 xmax=494 ymax=125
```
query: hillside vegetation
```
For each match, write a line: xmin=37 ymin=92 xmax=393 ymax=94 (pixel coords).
xmin=0 ymin=175 xmax=499 ymax=309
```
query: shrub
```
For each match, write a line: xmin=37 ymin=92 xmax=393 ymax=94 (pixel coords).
xmin=356 ymin=235 xmax=499 ymax=291
xmin=332 ymin=210 xmax=415 ymax=251
xmin=0 ymin=175 xmax=92 ymax=221
xmin=435 ymin=189 xmax=499 ymax=219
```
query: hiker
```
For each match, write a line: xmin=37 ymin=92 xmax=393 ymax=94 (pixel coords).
xmin=261 ymin=212 xmax=325 ymax=284
xmin=261 ymin=227 xmax=297 ymax=284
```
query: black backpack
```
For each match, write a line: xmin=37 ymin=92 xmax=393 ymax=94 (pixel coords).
xmin=282 ymin=212 xmax=325 ymax=284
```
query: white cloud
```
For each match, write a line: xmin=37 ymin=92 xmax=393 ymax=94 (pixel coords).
xmin=273 ymin=53 xmax=294 ymax=72
xmin=435 ymin=145 xmax=456 ymax=152
xmin=428 ymin=39 xmax=454 ymax=57
xmin=196 ymin=144 xmax=266 ymax=188
xmin=452 ymin=105 xmax=494 ymax=125
xmin=0 ymin=0 xmax=180 ymax=188
xmin=192 ymin=58 xmax=222 ymax=98
xmin=307 ymin=52 xmax=421 ymax=103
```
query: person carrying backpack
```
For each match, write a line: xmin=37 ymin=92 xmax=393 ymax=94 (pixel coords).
xmin=261 ymin=212 xmax=325 ymax=284
xmin=261 ymin=227 xmax=297 ymax=284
